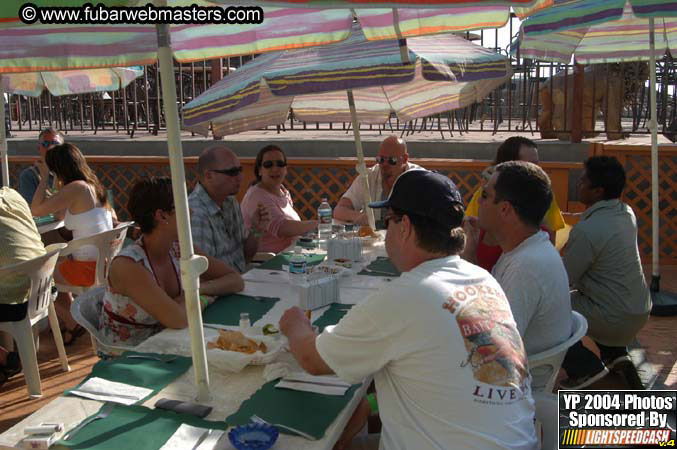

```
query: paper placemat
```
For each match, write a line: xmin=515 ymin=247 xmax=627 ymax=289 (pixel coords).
xmin=225 ymin=379 xmax=361 ymax=440
xmin=66 ymin=352 xmax=192 ymax=404
xmin=54 ymin=403 xmax=225 ymax=450
xmin=313 ymin=303 xmax=354 ymax=333
xmin=258 ymin=252 xmax=326 ymax=271
xmin=202 ymin=294 xmax=279 ymax=326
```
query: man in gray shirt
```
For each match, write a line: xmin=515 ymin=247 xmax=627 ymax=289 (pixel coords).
xmin=560 ymin=156 xmax=651 ymax=389
xmin=18 ymin=127 xmax=63 ymax=203
xmin=466 ymin=161 xmax=572 ymax=391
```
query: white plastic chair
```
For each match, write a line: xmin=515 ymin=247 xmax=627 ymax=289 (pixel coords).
xmin=533 ymin=392 xmax=559 ymax=450
xmin=70 ymin=286 xmax=135 ymax=358
xmin=0 ymin=243 xmax=68 ymax=397
xmin=54 ymin=222 xmax=134 ymax=296
xmin=528 ymin=311 xmax=588 ymax=393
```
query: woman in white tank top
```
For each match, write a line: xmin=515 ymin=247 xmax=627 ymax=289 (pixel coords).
xmin=31 ymin=143 xmax=116 ymax=344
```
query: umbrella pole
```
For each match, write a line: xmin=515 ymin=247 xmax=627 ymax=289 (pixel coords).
xmin=156 ymin=22 xmax=211 ymax=401
xmin=648 ymin=18 xmax=677 ymax=313
xmin=0 ymin=90 xmax=9 ymax=187
xmin=347 ymin=89 xmax=376 ymax=230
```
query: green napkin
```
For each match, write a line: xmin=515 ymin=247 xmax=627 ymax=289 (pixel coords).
xmin=54 ymin=403 xmax=226 ymax=450
xmin=258 ymin=252 xmax=326 ymax=271
xmin=313 ymin=303 xmax=354 ymax=332
xmin=298 ymin=239 xmax=318 ymax=249
xmin=66 ymin=352 xmax=192 ymax=403
xmin=203 ymin=294 xmax=279 ymax=326
xmin=358 ymin=256 xmax=400 ymax=277
xmin=226 ymin=379 xmax=361 ymax=440
xmin=33 ymin=214 xmax=56 ymax=225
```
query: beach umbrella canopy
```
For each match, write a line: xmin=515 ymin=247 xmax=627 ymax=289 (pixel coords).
xmin=183 ymin=24 xmax=511 ymax=229
xmin=0 ymin=66 xmax=143 ymax=187
xmin=182 ymin=26 xmax=511 ymax=135
xmin=516 ymin=0 xmax=677 ymax=313
xmin=0 ymin=66 xmax=143 ymax=97
xmin=0 ymin=1 xmax=519 ymax=73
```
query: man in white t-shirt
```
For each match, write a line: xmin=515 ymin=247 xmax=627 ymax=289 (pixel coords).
xmin=334 ymin=136 xmax=422 ymax=226
xmin=280 ymin=170 xmax=538 ymax=450
xmin=467 ymin=160 xmax=572 ymax=390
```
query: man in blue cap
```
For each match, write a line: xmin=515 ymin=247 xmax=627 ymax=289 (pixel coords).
xmin=280 ymin=170 xmax=537 ymax=450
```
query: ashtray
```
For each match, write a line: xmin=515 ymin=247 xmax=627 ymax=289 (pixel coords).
xmin=228 ymin=423 xmax=279 ymax=450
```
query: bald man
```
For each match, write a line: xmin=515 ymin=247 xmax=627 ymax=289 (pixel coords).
xmin=334 ymin=136 xmax=422 ymax=226
xmin=188 ymin=145 xmax=269 ymax=273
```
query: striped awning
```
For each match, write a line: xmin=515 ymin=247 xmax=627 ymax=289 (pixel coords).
xmin=517 ymin=0 xmax=677 ymax=63
xmin=182 ymin=24 xmax=511 ymax=136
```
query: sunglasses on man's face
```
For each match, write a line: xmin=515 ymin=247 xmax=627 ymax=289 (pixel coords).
xmin=40 ymin=140 xmax=61 ymax=148
xmin=376 ymin=156 xmax=400 ymax=166
xmin=383 ymin=214 xmax=403 ymax=228
xmin=210 ymin=166 xmax=243 ymax=177
xmin=261 ymin=160 xmax=287 ymax=169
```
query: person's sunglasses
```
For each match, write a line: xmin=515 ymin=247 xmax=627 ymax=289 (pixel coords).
xmin=383 ymin=214 xmax=403 ymax=228
xmin=261 ymin=160 xmax=287 ymax=169
xmin=40 ymin=140 xmax=61 ymax=148
xmin=210 ymin=166 xmax=243 ymax=177
xmin=376 ymin=156 xmax=400 ymax=166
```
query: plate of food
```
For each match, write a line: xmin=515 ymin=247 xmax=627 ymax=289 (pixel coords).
xmin=357 ymin=225 xmax=380 ymax=246
xmin=206 ymin=329 xmax=282 ymax=372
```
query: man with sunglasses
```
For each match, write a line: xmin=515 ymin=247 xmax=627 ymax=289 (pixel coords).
xmin=18 ymin=127 xmax=64 ymax=203
xmin=469 ymin=161 xmax=572 ymax=391
xmin=189 ymin=145 xmax=269 ymax=273
xmin=334 ymin=136 xmax=421 ymax=227
xmin=280 ymin=170 xmax=538 ymax=450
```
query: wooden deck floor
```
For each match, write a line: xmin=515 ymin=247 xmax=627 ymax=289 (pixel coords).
xmin=1 ymin=266 xmax=676 ymax=433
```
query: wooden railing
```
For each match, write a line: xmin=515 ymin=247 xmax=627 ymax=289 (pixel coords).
xmin=7 ymin=152 xmax=673 ymax=263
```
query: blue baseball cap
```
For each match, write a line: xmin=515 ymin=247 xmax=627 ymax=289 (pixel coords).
xmin=369 ymin=170 xmax=464 ymax=228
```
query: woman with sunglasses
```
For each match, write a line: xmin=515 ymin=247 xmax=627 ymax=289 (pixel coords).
xmin=241 ymin=145 xmax=318 ymax=253
xmin=102 ymin=177 xmax=244 ymax=347
xmin=30 ymin=143 xmax=117 ymax=344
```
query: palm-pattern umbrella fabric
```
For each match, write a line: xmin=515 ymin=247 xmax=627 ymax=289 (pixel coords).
xmin=182 ymin=25 xmax=511 ymax=136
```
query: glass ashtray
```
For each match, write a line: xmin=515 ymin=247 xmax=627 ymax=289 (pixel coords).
xmin=228 ymin=423 xmax=279 ymax=450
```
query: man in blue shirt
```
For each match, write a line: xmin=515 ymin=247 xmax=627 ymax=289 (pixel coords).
xmin=18 ymin=127 xmax=63 ymax=203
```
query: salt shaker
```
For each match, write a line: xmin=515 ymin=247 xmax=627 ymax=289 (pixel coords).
xmin=239 ymin=312 xmax=251 ymax=333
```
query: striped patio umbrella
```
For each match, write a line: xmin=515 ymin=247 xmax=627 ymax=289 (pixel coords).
xmin=0 ymin=66 xmax=143 ymax=187
xmin=183 ymin=25 xmax=511 ymax=228
xmin=516 ymin=0 xmax=677 ymax=313
xmin=0 ymin=0 xmax=518 ymax=400
xmin=0 ymin=66 xmax=143 ymax=97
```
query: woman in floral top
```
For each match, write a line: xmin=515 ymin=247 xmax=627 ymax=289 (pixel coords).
xmin=101 ymin=177 xmax=244 ymax=346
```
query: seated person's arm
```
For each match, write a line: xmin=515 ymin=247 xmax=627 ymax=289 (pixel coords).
xmin=273 ymin=219 xmax=318 ymax=238
xmin=31 ymin=178 xmax=81 ymax=217
xmin=561 ymin=227 xmax=594 ymax=286
xmin=280 ymin=306 xmax=333 ymax=375
xmin=108 ymin=257 xmax=195 ymax=329
xmin=334 ymin=197 xmax=367 ymax=225
xmin=196 ymin=246 xmax=245 ymax=295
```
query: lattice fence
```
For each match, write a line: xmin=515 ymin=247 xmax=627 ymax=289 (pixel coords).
xmin=595 ymin=144 xmax=677 ymax=264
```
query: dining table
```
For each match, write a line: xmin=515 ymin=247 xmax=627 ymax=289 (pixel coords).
xmin=0 ymin=234 xmax=398 ymax=450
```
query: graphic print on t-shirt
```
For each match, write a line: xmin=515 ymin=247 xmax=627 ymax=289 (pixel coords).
xmin=443 ymin=283 xmax=528 ymax=390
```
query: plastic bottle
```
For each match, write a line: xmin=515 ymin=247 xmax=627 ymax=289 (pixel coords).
xmin=317 ymin=198 xmax=333 ymax=247
xmin=289 ymin=246 xmax=308 ymax=285
xmin=239 ymin=312 xmax=251 ymax=333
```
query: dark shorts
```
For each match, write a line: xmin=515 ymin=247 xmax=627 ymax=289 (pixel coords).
xmin=0 ymin=302 xmax=29 ymax=322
